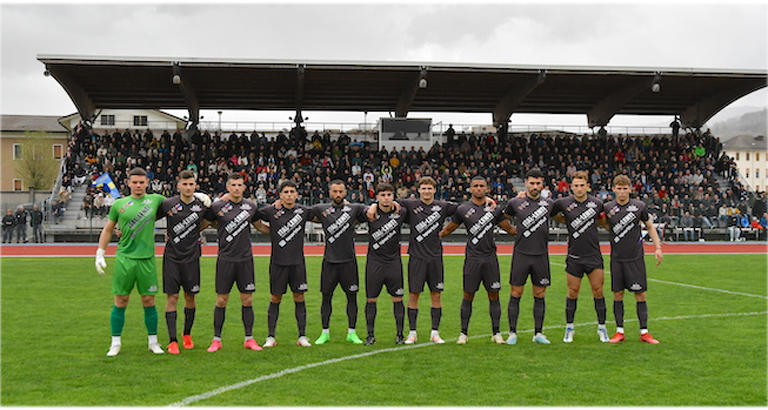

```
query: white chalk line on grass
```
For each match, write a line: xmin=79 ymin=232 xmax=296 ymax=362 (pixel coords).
xmin=549 ymin=261 xmax=768 ymax=300
xmin=167 ymin=310 xmax=766 ymax=407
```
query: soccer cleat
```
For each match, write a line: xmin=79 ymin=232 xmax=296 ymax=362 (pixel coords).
xmin=148 ymin=342 xmax=165 ymax=354
xmin=167 ymin=341 xmax=180 ymax=354
xmin=315 ymin=332 xmax=330 ymax=345
xmin=364 ymin=335 xmax=376 ymax=345
xmin=263 ymin=337 xmax=277 ymax=348
xmin=563 ymin=327 xmax=575 ymax=343
xmin=182 ymin=334 xmax=194 ymax=349
xmin=296 ymin=336 xmax=312 ymax=347
xmin=597 ymin=327 xmax=610 ymax=342
xmin=430 ymin=332 xmax=445 ymax=344
xmin=640 ymin=332 xmax=660 ymax=344
xmin=207 ymin=340 xmax=222 ymax=352
xmin=457 ymin=333 xmax=468 ymax=345
xmin=244 ymin=338 xmax=263 ymax=351
xmin=608 ymin=332 xmax=625 ymax=343
xmin=532 ymin=333 xmax=551 ymax=344
xmin=395 ymin=334 xmax=405 ymax=345
xmin=506 ymin=332 xmax=518 ymax=345
xmin=491 ymin=333 xmax=505 ymax=344
xmin=346 ymin=332 xmax=364 ymax=344
xmin=106 ymin=345 xmax=121 ymax=357
xmin=404 ymin=333 xmax=417 ymax=344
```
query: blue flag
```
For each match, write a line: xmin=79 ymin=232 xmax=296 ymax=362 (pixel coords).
xmin=92 ymin=173 xmax=122 ymax=198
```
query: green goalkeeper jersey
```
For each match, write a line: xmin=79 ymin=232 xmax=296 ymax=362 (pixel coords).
xmin=108 ymin=194 xmax=165 ymax=259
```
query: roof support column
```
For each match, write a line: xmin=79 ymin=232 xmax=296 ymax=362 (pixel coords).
xmin=492 ymin=70 xmax=546 ymax=128
xmin=172 ymin=63 xmax=200 ymax=138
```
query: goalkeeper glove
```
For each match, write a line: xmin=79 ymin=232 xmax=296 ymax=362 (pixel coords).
xmin=95 ymin=248 xmax=107 ymax=275
xmin=193 ymin=192 xmax=212 ymax=207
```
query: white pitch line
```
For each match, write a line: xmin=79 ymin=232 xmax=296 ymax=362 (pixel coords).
xmin=549 ymin=261 xmax=768 ymax=300
xmin=167 ymin=310 xmax=767 ymax=407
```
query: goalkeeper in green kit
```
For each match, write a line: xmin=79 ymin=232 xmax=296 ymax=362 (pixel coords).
xmin=95 ymin=167 xmax=211 ymax=356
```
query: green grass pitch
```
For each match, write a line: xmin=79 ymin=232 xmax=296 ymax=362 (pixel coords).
xmin=1 ymin=254 xmax=766 ymax=406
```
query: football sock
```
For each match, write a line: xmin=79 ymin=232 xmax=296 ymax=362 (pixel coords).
xmin=346 ymin=292 xmax=358 ymax=329
xmin=594 ymin=297 xmax=607 ymax=325
xmin=393 ymin=300 xmax=405 ymax=335
xmin=565 ymin=297 xmax=577 ymax=324
xmin=295 ymin=301 xmax=307 ymax=336
xmin=365 ymin=301 xmax=377 ymax=335
xmin=242 ymin=305 xmax=254 ymax=338
xmin=489 ymin=298 xmax=501 ymax=334
xmin=165 ymin=311 xmax=178 ymax=343
xmin=613 ymin=300 xmax=624 ymax=328
xmin=533 ymin=297 xmax=546 ymax=334
xmin=460 ymin=299 xmax=473 ymax=335
xmin=110 ymin=305 xmax=126 ymax=336
xmin=430 ymin=307 xmax=441 ymax=331
xmin=267 ymin=302 xmax=280 ymax=337
xmin=508 ymin=295 xmax=521 ymax=333
xmin=144 ymin=305 xmax=158 ymax=336
xmin=320 ymin=293 xmax=333 ymax=329
xmin=407 ymin=307 xmax=418 ymax=331
xmin=637 ymin=301 xmax=649 ymax=330
xmin=183 ymin=307 xmax=195 ymax=335
xmin=213 ymin=306 xmax=226 ymax=338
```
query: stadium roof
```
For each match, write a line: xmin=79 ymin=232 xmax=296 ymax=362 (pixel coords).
xmin=38 ymin=55 xmax=767 ymax=131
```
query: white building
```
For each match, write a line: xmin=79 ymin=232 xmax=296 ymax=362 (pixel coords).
xmin=722 ymin=134 xmax=768 ymax=192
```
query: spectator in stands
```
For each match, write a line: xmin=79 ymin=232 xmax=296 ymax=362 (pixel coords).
xmin=727 ymin=211 xmax=742 ymax=242
xmin=93 ymin=193 xmax=105 ymax=218
xmin=30 ymin=204 xmax=44 ymax=243
xmin=680 ymin=211 xmax=695 ymax=241
xmin=14 ymin=205 xmax=28 ymax=243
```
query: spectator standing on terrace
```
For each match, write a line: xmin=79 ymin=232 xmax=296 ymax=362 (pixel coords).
xmin=14 ymin=205 xmax=28 ymax=243
xmin=3 ymin=209 xmax=16 ymax=243
xmin=30 ymin=204 xmax=44 ymax=243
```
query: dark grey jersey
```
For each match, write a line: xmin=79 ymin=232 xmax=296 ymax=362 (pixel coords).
xmin=158 ymin=195 xmax=207 ymax=263
xmin=312 ymin=202 xmax=368 ymax=263
xmin=551 ymin=195 xmax=604 ymax=260
xmin=367 ymin=207 xmax=406 ymax=263
xmin=605 ymin=199 xmax=649 ymax=262
xmin=400 ymin=199 xmax=458 ymax=259
xmin=452 ymin=201 xmax=506 ymax=260
xmin=503 ymin=195 xmax=553 ymax=256
xmin=260 ymin=204 xmax=315 ymax=266
xmin=205 ymin=199 xmax=261 ymax=262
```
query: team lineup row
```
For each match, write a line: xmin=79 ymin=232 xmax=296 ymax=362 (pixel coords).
xmin=95 ymin=168 xmax=663 ymax=356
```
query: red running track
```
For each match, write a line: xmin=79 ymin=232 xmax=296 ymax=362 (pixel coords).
xmin=1 ymin=242 xmax=765 ymax=257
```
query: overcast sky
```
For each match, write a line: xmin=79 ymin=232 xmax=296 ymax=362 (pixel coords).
xmin=1 ymin=1 xmax=766 ymax=129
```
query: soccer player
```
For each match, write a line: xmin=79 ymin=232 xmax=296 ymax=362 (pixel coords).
xmin=603 ymin=174 xmax=663 ymax=344
xmin=157 ymin=170 xmax=211 ymax=354
xmin=95 ymin=167 xmax=167 ymax=356
xmin=203 ymin=173 xmax=269 ymax=352
xmin=363 ymin=183 xmax=407 ymax=345
xmin=311 ymin=180 xmax=369 ymax=345
xmin=439 ymin=176 xmax=515 ymax=345
xmin=368 ymin=176 xmax=460 ymax=344
xmin=549 ymin=170 xmax=609 ymax=343
xmin=502 ymin=168 xmax=554 ymax=345
xmin=258 ymin=180 xmax=316 ymax=348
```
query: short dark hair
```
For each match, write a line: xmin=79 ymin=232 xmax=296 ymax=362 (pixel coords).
xmin=228 ymin=172 xmax=244 ymax=182
xmin=279 ymin=180 xmax=297 ymax=192
xmin=178 ymin=170 xmax=195 ymax=180
xmin=128 ymin=167 xmax=147 ymax=177
xmin=470 ymin=175 xmax=487 ymax=185
xmin=328 ymin=179 xmax=346 ymax=189
xmin=525 ymin=168 xmax=544 ymax=180
xmin=375 ymin=183 xmax=395 ymax=194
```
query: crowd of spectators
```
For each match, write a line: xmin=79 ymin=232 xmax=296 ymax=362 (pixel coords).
xmin=56 ymin=121 xmax=767 ymax=240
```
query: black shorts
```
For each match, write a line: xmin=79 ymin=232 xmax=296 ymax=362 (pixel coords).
xmin=510 ymin=252 xmax=551 ymax=287
xmin=463 ymin=257 xmax=502 ymax=293
xmin=215 ymin=258 xmax=256 ymax=294
xmin=407 ymin=256 xmax=445 ymax=293
xmin=320 ymin=259 xmax=359 ymax=295
xmin=565 ymin=254 xmax=605 ymax=278
xmin=162 ymin=257 xmax=201 ymax=295
xmin=610 ymin=258 xmax=648 ymax=293
xmin=365 ymin=258 xmax=405 ymax=299
xmin=269 ymin=261 xmax=308 ymax=296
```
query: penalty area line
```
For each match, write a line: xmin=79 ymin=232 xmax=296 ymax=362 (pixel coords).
xmin=167 ymin=310 xmax=766 ymax=407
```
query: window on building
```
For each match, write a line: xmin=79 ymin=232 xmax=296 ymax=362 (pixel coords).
xmin=13 ymin=179 xmax=22 ymax=191
xmin=757 ymin=153 xmax=760 ymax=161
xmin=736 ymin=152 xmax=740 ymax=160
xmin=100 ymin=115 xmax=115 ymax=126
xmin=746 ymin=152 xmax=750 ymax=161
xmin=757 ymin=170 xmax=760 ymax=179
xmin=745 ymin=169 xmax=750 ymax=178
xmin=133 ymin=115 xmax=148 ymax=127
xmin=53 ymin=144 xmax=63 ymax=159
xmin=13 ymin=143 xmax=22 ymax=159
